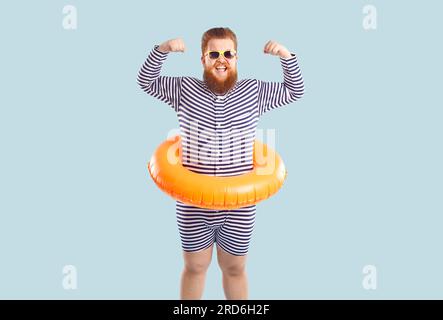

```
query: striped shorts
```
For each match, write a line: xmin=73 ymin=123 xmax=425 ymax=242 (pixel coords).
xmin=176 ymin=201 xmax=256 ymax=256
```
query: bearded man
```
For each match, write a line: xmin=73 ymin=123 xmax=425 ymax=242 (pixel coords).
xmin=137 ymin=27 xmax=305 ymax=300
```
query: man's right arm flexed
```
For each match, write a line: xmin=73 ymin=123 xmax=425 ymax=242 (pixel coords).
xmin=137 ymin=38 xmax=186 ymax=112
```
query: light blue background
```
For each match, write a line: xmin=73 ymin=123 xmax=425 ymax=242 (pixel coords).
xmin=0 ymin=0 xmax=442 ymax=299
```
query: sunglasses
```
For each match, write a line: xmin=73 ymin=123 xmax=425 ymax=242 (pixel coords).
xmin=205 ymin=50 xmax=237 ymax=60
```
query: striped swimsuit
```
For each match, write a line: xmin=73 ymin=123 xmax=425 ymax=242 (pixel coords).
xmin=137 ymin=45 xmax=304 ymax=256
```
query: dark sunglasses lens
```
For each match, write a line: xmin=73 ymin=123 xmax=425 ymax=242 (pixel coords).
xmin=224 ymin=51 xmax=234 ymax=59
xmin=209 ymin=52 xmax=220 ymax=59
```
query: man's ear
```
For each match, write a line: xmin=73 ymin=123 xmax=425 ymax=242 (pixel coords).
xmin=201 ymin=56 xmax=204 ymax=65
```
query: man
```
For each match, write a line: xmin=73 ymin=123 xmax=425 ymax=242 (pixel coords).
xmin=137 ymin=27 xmax=304 ymax=300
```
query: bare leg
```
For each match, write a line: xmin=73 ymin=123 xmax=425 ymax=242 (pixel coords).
xmin=180 ymin=245 xmax=213 ymax=300
xmin=217 ymin=245 xmax=248 ymax=300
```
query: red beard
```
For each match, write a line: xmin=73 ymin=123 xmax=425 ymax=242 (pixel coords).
xmin=203 ymin=65 xmax=238 ymax=95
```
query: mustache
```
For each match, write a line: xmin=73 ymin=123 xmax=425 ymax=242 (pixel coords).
xmin=214 ymin=63 xmax=228 ymax=68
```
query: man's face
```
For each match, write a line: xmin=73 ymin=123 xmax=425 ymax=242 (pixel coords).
xmin=201 ymin=38 xmax=238 ymax=95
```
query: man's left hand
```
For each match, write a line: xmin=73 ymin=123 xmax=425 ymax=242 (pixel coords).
xmin=263 ymin=40 xmax=292 ymax=59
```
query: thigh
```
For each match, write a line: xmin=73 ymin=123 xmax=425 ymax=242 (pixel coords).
xmin=215 ymin=205 xmax=256 ymax=256
xmin=176 ymin=201 xmax=218 ymax=253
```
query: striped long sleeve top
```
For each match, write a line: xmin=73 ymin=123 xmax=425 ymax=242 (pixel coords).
xmin=137 ymin=45 xmax=304 ymax=177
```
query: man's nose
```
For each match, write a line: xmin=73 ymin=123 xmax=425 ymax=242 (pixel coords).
xmin=215 ymin=58 xmax=228 ymax=66
xmin=216 ymin=54 xmax=228 ymax=63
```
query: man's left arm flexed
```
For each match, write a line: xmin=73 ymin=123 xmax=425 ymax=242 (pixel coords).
xmin=258 ymin=40 xmax=305 ymax=115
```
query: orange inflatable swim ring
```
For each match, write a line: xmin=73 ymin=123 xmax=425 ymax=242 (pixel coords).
xmin=147 ymin=135 xmax=287 ymax=210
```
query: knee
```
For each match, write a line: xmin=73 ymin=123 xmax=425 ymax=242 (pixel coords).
xmin=184 ymin=260 xmax=211 ymax=275
xmin=219 ymin=261 xmax=246 ymax=277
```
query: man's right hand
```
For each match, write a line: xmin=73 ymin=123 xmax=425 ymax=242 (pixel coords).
xmin=158 ymin=38 xmax=186 ymax=53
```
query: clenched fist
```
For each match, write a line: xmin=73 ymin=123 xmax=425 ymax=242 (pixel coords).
xmin=158 ymin=38 xmax=186 ymax=53
xmin=263 ymin=40 xmax=292 ymax=59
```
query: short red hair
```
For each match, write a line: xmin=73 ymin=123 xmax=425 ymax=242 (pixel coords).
xmin=201 ymin=27 xmax=237 ymax=55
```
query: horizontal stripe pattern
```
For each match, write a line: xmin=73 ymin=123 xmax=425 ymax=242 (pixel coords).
xmin=176 ymin=201 xmax=256 ymax=256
